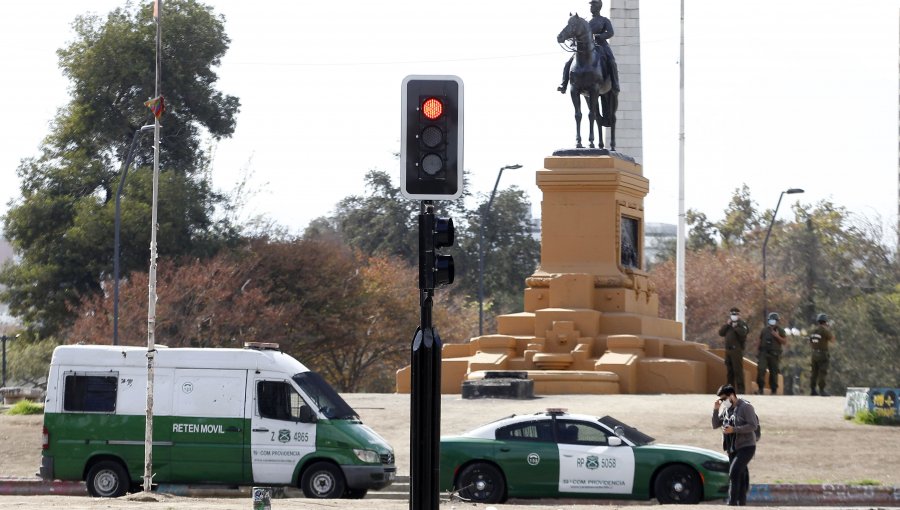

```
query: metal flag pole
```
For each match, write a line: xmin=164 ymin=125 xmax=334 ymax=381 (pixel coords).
xmin=143 ymin=0 xmax=162 ymax=493
xmin=675 ymin=0 xmax=686 ymax=338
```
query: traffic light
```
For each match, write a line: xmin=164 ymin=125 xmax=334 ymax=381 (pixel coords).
xmin=401 ymin=75 xmax=464 ymax=200
xmin=419 ymin=212 xmax=455 ymax=290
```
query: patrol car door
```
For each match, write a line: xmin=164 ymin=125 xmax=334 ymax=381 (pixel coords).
xmin=555 ymin=419 xmax=636 ymax=495
xmin=491 ymin=418 xmax=560 ymax=497
xmin=249 ymin=373 xmax=317 ymax=484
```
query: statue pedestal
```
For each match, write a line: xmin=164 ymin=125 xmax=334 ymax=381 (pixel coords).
xmin=396 ymin=153 xmax=745 ymax=395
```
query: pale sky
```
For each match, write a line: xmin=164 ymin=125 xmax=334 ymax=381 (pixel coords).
xmin=2 ymin=1 xmax=899 ymax=242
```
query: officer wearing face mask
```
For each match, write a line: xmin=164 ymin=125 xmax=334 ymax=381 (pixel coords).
xmin=719 ymin=307 xmax=749 ymax=393
xmin=712 ymin=384 xmax=758 ymax=506
xmin=756 ymin=312 xmax=787 ymax=394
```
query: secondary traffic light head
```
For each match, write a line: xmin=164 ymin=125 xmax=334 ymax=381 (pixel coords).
xmin=401 ymin=75 xmax=464 ymax=201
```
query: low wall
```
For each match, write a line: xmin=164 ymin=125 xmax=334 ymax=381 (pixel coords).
xmin=844 ymin=387 xmax=900 ymax=423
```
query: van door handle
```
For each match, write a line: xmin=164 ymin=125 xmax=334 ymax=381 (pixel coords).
xmin=252 ymin=428 xmax=269 ymax=432
xmin=499 ymin=447 xmax=510 ymax=452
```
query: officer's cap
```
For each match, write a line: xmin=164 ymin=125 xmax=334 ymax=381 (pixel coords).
xmin=716 ymin=384 xmax=736 ymax=397
xmin=729 ymin=307 xmax=740 ymax=314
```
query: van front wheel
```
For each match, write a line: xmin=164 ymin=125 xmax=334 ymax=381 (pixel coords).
xmin=86 ymin=460 xmax=129 ymax=498
xmin=300 ymin=461 xmax=346 ymax=499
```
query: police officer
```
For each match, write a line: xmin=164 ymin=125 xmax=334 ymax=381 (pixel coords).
xmin=719 ymin=307 xmax=749 ymax=393
xmin=557 ymin=0 xmax=620 ymax=94
xmin=756 ymin=312 xmax=787 ymax=394
xmin=808 ymin=313 xmax=836 ymax=396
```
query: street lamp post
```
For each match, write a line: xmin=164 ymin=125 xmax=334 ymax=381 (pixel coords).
xmin=762 ymin=188 xmax=804 ymax=320
xmin=113 ymin=124 xmax=154 ymax=345
xmin=478 ymin=163 xmax=522 ymax=337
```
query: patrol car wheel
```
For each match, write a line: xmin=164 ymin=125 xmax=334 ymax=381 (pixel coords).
xmin=455 ymin=462 xmax=506 ymax=504
xmin=86 ymin=460 xmax=129 ymax=498
xmin=301 ymin=461 xmax=346 ymax=499
xmin=654 ymin=464 xmax=701 ymax=504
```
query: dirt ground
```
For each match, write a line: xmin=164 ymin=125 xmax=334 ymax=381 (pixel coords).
xmin=1 ymin=393 xmax=898 ymax=509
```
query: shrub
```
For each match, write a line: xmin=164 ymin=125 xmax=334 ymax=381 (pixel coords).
xmin=5 ymin=399 xmax=44 ymax=415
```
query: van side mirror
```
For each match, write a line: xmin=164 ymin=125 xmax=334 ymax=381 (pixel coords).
xmin=608 ymin=436 xmax=623 ymax=447
xmin=298 ymin=405 xmax=317 ymax=423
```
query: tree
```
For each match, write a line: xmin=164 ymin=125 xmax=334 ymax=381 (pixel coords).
xmin=650 ymin=248 xmax=800 ymax=346
xmin=307 ymin=170 xmax=470 ymax=266
xmin=715 ymin=184 xmax=760 ymax=247
xmin=66 ymin=237 xmax=479 ymax=392
xmin=457 ymin=187 xmax=541 ymax=324
xmin=1 ymin=0 xmax=240 ymax=337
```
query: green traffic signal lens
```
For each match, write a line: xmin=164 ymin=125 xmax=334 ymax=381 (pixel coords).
xmin=421 ymin=154 xmax=443 ymax=175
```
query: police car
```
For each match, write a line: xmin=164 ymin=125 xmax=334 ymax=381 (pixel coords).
xmin=439 ymin=408 xmax=729 ymax=504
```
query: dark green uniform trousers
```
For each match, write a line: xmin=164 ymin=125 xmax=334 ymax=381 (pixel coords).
xmin=756 ymin=350 xmax=780 ymax=394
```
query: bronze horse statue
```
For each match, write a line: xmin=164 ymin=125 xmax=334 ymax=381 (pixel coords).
xmin=557 ymin=14 xmax=618 ymax=150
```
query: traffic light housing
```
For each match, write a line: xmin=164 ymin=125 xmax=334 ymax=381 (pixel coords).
xmin=401 ymin=75 xmax=464 ymax=200
xmin=419 ymin=212 xmax=455 ymax=290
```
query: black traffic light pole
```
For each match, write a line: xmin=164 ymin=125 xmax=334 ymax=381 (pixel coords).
xmin=410 ymin=200 xmax=442 ymax=510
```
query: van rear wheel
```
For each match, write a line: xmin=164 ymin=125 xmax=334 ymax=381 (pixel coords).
xmin=86 ymin=460 xmax=129 ymax=498
xmin=300 ymin=461 xmax=346 ymax=499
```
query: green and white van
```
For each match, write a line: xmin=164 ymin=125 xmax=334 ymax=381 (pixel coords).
xmin=40 ymin=343 xmax=396 ymax=498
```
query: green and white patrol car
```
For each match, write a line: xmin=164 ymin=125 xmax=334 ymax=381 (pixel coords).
xmin=40 ymin=343 xmax=395 ymax=498
xmin=440 ymin=408 xmax=729 ymax=504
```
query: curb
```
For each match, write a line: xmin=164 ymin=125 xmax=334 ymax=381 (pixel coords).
xmin=2 ymin=477 xmax=899 ymax=505
xmin=749 ymin=483 xmax=900 ymax=506
xmin=0 ymin=477 xmax=86 ymax=496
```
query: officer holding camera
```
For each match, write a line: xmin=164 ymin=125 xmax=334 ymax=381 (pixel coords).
xmin=719 ymin=307 xmax=749 ymax=393
xmin=756 ymin=312 xmax=787 ymax=394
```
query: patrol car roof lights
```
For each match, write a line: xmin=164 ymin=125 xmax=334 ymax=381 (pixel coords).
xmin=244 ymin=342 xmax=280 ymax=351
xmin=546 ymin=408 xmax=568 ymax=415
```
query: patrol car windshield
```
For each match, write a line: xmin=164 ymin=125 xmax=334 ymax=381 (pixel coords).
xmin=599 ymin=415 xmax=655 ymax=446
xmin=293 ymin=372 xmax=357 ymax=420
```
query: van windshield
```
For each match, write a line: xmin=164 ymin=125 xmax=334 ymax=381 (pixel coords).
xmin=293 ymin=372 xmax=357 ymax=420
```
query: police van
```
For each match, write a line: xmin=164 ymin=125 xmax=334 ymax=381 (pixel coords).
xmin=40 ymin=343 xmax=396 ymax=498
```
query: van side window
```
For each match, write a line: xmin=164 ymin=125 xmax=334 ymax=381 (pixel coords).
xmin=63 ymin=374 xmax=117 ymax=413
xmin=257 ymin=381 xmax=304 ymax=421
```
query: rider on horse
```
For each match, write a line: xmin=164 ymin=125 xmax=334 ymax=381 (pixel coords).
xmin=558 ymin=0 xmax=620 ymax=94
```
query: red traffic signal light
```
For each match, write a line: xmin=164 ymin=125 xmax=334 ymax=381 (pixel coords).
xmin=422 ymin=97 xmax=443 ymax=120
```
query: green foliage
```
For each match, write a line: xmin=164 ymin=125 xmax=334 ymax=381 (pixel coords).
xmin=6 ymin=337 xmax=60 ymax=388
xmin=306 ymin=169 xmax=540 ymax=331
xmin=458 ymin=187 xmax=540 ymax=320
xmin=853 ymin=410 xmax=900 ymax=426
xmin=5 ymin=400 xmax=44 ymax=416
xmin=1 ymin=0 xmax=240 ymax=337
xmin=716 ymin=184 xmax=760 ymax=247
xmin=686 ymin=209 xmax=717 ymax=251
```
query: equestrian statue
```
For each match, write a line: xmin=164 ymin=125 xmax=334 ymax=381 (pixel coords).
xmin=556 ymin=0 xmax=620 ymax=150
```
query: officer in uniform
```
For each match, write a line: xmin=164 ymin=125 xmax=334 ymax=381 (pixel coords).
xmin=756 ymin=312 xmax=787 ymax=394
xmin=718 ymin=307 xmax=749 ymax=393
xmin=808 ymin=313 xmax=836 ymax=396
xmin=557 ymin=0 xmax=620 ymax=94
